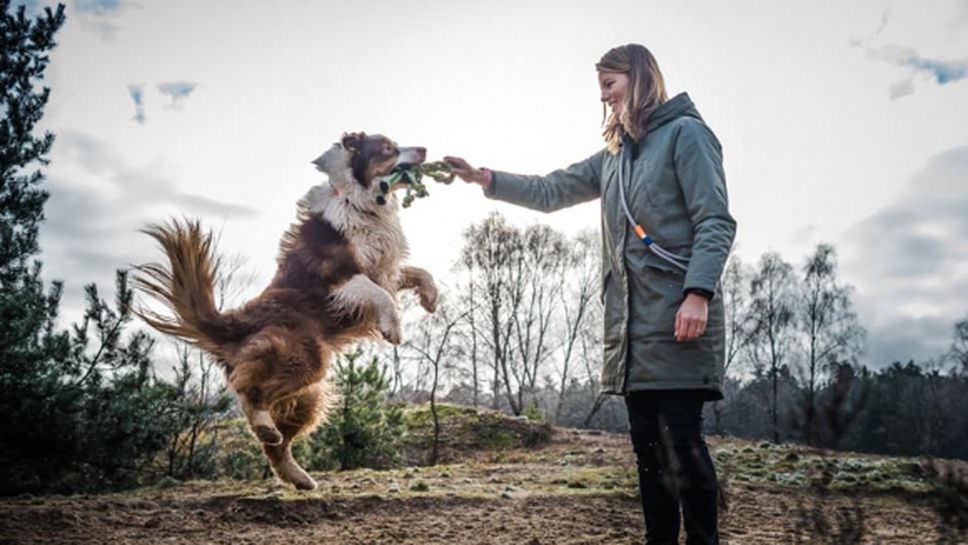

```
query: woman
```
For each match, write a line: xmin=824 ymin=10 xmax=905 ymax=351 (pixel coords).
xmin=445 ymin=44 xmax=735 ymax=545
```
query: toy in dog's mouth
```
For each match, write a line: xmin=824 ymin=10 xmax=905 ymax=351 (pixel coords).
xmin=375 ymin=161 xmax=456 ymax=208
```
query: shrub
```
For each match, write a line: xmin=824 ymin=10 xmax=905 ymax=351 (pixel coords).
xmin=297 ymin=350 xmax=405 ymax=471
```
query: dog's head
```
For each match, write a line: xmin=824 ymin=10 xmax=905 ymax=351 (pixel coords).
xmin=312 ymin=132 xmax=426 ymax=192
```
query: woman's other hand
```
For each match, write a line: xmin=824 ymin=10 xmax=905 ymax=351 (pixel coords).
xmin=443 ymin=156 xmax=490 ymax=187
xmin=675 ymin=293 xmax=708 ymax=343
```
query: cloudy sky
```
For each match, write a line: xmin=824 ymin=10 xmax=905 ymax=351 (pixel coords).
xmin=19 ymin=0 xmax=968 ymax=369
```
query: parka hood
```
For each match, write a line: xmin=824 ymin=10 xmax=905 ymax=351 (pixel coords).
xmin=645 ymin=92 xmax=702 ymax=132
xmin=621 ymin=93 xmax=703 ymax=153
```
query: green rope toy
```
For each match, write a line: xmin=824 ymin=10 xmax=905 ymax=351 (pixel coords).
xmin=374 ymin=161 xmax=456 ymax=208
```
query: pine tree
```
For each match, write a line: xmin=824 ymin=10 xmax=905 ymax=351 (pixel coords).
xmin=0 ymin=4 xmax=201 ymax=494
xmin=299 ymin=349 xmax=405 ymax=471
xmin=1 ymin=1 xmax=67 ymax=356
xmin=1 ymin=0 xmax=69 ymax=408
xmin=0 ymin=1 xmax=69 ymax=493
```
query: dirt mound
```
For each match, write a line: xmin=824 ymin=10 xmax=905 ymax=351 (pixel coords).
xmin=401 ymin=404 xmax=553 ymax=465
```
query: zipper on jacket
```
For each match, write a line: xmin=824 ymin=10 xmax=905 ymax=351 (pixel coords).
xmin=619 ymin=143 xmax=633 ymax=395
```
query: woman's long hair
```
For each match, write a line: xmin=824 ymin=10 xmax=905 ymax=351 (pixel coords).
xmin=596 ymin=44 xmax=668 ymax=155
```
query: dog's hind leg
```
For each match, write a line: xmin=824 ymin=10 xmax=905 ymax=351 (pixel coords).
xmin=237 ymin=386 xmax=284 ymax=446
xmin=239 ymin=388 xmax=283 ymax=445
xmin=230 ymin=333 xmax=331 ymax=450
xmin=227 ymin=352 xmax=285 ymax=446
xmin=263 ymin=382 xmax=331 ymax=491
xmin=263 ymin=441 xmax=315 ymax=491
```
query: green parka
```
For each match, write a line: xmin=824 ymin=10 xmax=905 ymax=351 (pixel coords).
xmin=483 ymin=93 xmax=736 ymax=399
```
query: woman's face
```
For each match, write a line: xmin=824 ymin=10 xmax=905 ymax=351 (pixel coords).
xmin=598 ymin=71 xmax=629 ymax=118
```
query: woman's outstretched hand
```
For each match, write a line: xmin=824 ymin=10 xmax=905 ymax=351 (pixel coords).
xmin=675 ymin=293 xmax=709 ymax=343
xmin=443 ymin=156 xmax=489 ymax=186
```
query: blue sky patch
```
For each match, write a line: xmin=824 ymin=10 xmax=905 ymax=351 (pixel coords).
xmin=157 ymin=81 xmax=197 ymax=108
xmin=75 ymin=0 xmax=121 ymax=16
xmin=907 ymin=57 xmax=968 ymax=84
xmin=127 ymin=83 xmax=145 ymax=124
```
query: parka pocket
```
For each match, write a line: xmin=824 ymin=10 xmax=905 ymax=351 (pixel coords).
xmin=641 ymin=255 xmax=687 ymax=285
xmin=627 ymin=260 xmax=687 ymax=341
xmin=642 ymin=263 xmax=686 ymax=308
xmin=643 ymin=261 xmax=682 ymax=277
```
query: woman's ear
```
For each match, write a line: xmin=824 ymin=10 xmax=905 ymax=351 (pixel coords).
xmin=341 ymin=132 xmax=366 ymax=154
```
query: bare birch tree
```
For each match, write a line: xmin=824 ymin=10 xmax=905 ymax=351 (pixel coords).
xmin=405 ymin=291 xmax=469 ymax=465
xmin=508 ymin=224 xmax=569 ymax=414
xmin=553 ymin=229 xmax=601 ymax=423
xmin=748 ymin=251 xmax=797 ymax=443
xmin=796 ymin=243 xmax=866 ymax=445
xmin=715 ymin=254 xmax=754 ymax=433
xmin=458 ymin=212 xmax=522 ymax=411
xmin=457 ymin=213 xmax=583 ymax=416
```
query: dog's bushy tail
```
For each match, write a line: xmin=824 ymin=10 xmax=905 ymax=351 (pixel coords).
xmin=132 ymin=219 xmax=244 ymax=358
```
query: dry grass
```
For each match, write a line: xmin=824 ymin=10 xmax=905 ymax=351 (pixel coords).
xmin=1 ymin=406 xmax=964 ymax=544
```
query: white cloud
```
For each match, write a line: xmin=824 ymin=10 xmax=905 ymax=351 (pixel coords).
xmin=950 ymin=0 xmax=968 ymax=29
xmin=844 ymin=147 xmax=968 ymax=365
xmin=72 ymin=0 xmax=130 ymax=41
xmin=791 ymin=225 xmax=818 ymax=245
xmin=888 ymin=76 xmax=915 ymax=99
xmin=39 ymin=131 xmax=259 ymax=325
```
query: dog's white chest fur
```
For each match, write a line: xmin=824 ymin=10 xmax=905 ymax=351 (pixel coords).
xmin=302 ymin=181 xmax=408 ymax=289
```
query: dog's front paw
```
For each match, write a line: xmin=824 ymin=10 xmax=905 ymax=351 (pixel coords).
xmin=378 ymin=313 xmax=402 ymax=345
xmin=419 ymin=282 xmax=439 ymax=314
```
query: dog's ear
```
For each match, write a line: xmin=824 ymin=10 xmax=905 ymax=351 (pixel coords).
xmin=341 ymin=132 xmax=366 ymax=155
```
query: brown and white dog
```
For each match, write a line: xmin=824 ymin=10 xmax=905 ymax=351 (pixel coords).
xmin=133 ymin=132 xmax=438 ymax=490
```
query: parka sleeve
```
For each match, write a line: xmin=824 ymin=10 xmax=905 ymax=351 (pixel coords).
xmin=482 ymin=150 xmax=605 ymax=212
xmin=673 ymin=120 xmax=737 ymax=295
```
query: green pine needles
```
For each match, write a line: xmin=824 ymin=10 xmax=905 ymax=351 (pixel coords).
xmin=296 ymin=349 xmax=405 ymax=471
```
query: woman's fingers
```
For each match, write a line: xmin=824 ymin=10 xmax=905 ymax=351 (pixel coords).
xmin=443 ymin=156 xmax=472 ymax=173
xmin=443 ymin=155 xmax=466 ymax=167
xmin=442 ymin=156 xmax=481 ymax=184
xmin=675 ymin=314 xmax=707 ymax=342
xmin=675 ymin=294 xmax=709 ymax=342
xmin=444 ymin=155 xmax=474 ymax=182
xmin=690 ymin=317 xmax=707 ymax=340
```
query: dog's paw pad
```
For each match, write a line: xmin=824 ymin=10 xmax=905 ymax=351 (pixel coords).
xmin=418 ymin=290 xmax=438 ymax=313
xmin=381 ymin=327 xmax=402 ymax=345
xmin=378 ymin=316 xmax=402 ymax=345
xmin=255 ymin=425 xmax=283 ymax=445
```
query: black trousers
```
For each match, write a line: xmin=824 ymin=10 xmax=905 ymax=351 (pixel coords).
xmin=625 ymin=390 xmax=719 ymax=545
